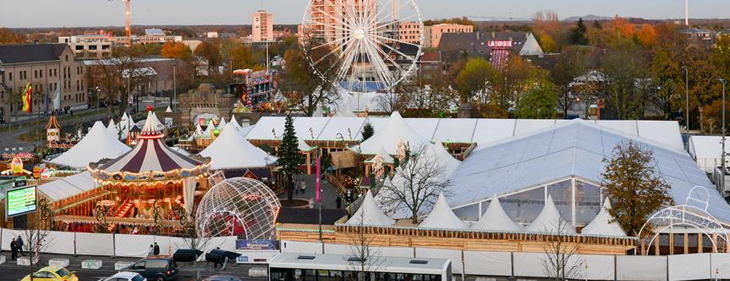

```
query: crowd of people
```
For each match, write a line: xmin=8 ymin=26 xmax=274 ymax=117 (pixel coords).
xmin=9 ymin=236 xmax=24 ymax=260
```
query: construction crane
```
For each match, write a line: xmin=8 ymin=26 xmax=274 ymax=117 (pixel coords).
xmin=109 ymin=0 xmax=132 ymax=43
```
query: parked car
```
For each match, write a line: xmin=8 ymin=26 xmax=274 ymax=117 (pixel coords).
xmin=124 ymin=257 xmax=179 ymax=281
xmin=21 ymin=266 xmax=78 ymax=281
xmin=100 ymin=272 xmax=146 ymax=281
xmin=202 ymin=275 xmax=242 ymax=281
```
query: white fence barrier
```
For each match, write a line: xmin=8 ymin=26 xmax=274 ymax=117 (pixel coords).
xmin=0 ymin=228 xmax=237 ymax=258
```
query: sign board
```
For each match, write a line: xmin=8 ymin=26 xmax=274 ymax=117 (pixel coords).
xmin=487 ymin=41 xmax=513 ymax=48
xmin=11 ymin=156 xmax=23 ymax=174
xmin=236 ymin=240 xmax=280 ymax=250
xmin=6 ymin=185 xmax=37 ymax=218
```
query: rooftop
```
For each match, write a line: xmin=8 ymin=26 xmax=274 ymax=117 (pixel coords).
xmin=0 ymin=44 xmax=68 ymax=64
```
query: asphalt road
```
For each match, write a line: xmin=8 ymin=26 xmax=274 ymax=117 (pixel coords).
xmin=0 ymin=252 xmax=267 ymax=281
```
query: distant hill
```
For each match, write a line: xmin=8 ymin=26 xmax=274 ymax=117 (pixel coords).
xmin=563 ymin=15 xmax=613 ymax=22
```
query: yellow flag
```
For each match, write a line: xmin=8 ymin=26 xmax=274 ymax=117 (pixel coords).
xmin=22 ymin=82 xmax=32 ymax=113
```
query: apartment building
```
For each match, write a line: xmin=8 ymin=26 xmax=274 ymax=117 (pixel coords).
xmin=253 ymin=10 xmax=274 ymax=42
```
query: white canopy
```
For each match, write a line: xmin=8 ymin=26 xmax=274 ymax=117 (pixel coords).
xmin=581 ymin=198 xmax=627 ymax=237
xmin=170 ymin=146 xmax=192 ymax=156
xmin=299 ymin=138 xmax=313 ymax=152
xmin=107 ymin=118 xmax=119 ymax=137
xmin=419 ymin=193 xmax=468 ymax=229
xmin=151 ymin=112 xmax=164 ymax=130
xmin=217 ymin=117 xmax=227 ymax=130
xmin=346 ymin=191 xmax=395 ymax=226
xmin=119 ymin=113 xmax=133 ymax=139
xmin=357 ymin=111 xmax=431 ymax=155
xmin=37 ymin=171 xmax=97 ymax=202
xmin=49 ymin=121 xmax=131 ymax=169
xmin=200 ymin=123 xmax=278 ymax=169
xmin=202 ymin=123 xmax=215 ymax=137
xmin=194 ymin=124 xmax=205 ymax=136
xmin=367 ymin=147 xmax=394 ymax=163
xmin=688 ymin=135 xmax=730 ymax=173
xmin=230 ymin=116 xmax=242 ymax=129
xmin=525 ymin=195 xmax=575 ymax=234
xmin=313 ymin=106 xmax=325 ymax=117
xmin=472 ymin=195 xmax=524 ymax=232
xmin=239 ymin=126 xmax=253 ymax=138
xmin=165 ymin=106 xmax=172 ymax=113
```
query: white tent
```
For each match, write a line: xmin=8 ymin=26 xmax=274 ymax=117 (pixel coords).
xmin=202 ymin=123 xmax=215 ymax=137
xmin=107 ymin=118 xmax=119 ymax=138
xmin=419 ymin=193 xmax=468 ymax=229
xmin=229 ymin=116 xmax=242 ymax=129
xmin=217 ymin=117 xmax=227 ymax=130
xmin=472 ymin=195 xmax=524 ymax=232
xmin=194 ymin=124 xmax=204 ymax=136
xmin=37 ymin=171 xmax=97 ymax=202
xmin=688 ymin=135 xmax=730 ymax=173
xmin=346 ymin=191 xmax=395 ymax=226
xmin=165 ymin=105 xmax=172 ymax=113
xmin=299 ymin=138 xmax=313 ymax=152
xmin=313 ymin=106 xmax=325 ymax=117
xmin=525 ymin=195 xmax=575 ymax=234
xmin=366 ymin=148 xmax=394 ymax=163
xmin=49 ymin=121 xmax=131 ymax=169
xmin=357 ymin=111 xmax=431 ymax=155
xmin=239 ymin=126 xmax=253 ymax=138
xmin=200 ymin=123 xmax=278 ymax=169
xmin=581 ymin=198 xmax=627 ymax=237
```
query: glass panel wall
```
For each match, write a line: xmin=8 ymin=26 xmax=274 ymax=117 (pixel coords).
xmin=502 ymin=186 xmax=545 ymax=224
xmin=453 ymin=203 xmax=479 ymax=221
xmin=575 ymin=180 xmax=601 ymax=225
xmin=547 ymin=180 xmax=572 ymax=223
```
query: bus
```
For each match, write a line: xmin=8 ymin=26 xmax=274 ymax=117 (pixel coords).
xmin=268 ymin=253 xmax=452 ymax=281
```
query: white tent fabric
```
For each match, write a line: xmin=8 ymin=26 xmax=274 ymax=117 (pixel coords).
xmin=49 ymin=121 xmax=131 ymax=169
xmin=419 ymin=193 xmax=467 ymax=229
xmin=37 ymin=171 xmax=97 ymax=202
xmin=194 ymin=124 xmax=204 ymax=136
xmin=202 ymin=123 xmax=214 ymax=137
xmin=472 ymin=195 xmax=523 ymax=232
xmin=229 ymin=116 xmax=241 ymax=129
xmin=239 ymin=126 xmax=253 ymax=138
xmin=346 ymin=191 xmax=395 ymax=226
xmin=165 ymin=106 xmax=172 ymax=113
xmin=581 ymin=198 xmax=627 ymax=236
xmin=525 ymin=195 xmax=575 ymax=234
xmin=367 ymin=148 xmax=394 ymax=163
xmin=170 ymin=146 xmax=192 ymax=156
xmin=107 ymin=118 xmax=119 ymax=137
xmin=151 ymin=112 xmax=164 ymax=130
xmin=688 ymin=135 xmax=730 ymax=173
xmin=217 ymin=117 xmax=227 ymax=130
xmin=312 ymin=106 xmax=325 ymax=117
xmin=357 ymin=111 xmax=431 ymax=155
xmin=200 ymin=123 xmax=278 ymax=169
xmin=298 ymin=138 xmax=313 ymax=152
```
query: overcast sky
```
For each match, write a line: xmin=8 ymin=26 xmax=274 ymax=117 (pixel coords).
xmin=0 ymin=0 xmax=728 ymax=28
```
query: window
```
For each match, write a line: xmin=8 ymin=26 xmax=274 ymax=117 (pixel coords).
xmin=8 ymin=72 xmax=11 ymax=81
xmin=131 ymin=275 xmax=145 ymax=281
xmin=547 ymin=180 xmax=572 ymax=223
xmin=575 ymin=181 xmax=601 ymax=225
xmin=65 ymin=55 xmax=69 ymax=62
xmin=132 ymin=261 xmax=145 ymax=269
xmin=56 ymin=268 xmax=70 ymax=277
xmin=146 ymin=260 xmax=169 ymax=269
xmin=502 ymin=186 xmax=545 ymax=224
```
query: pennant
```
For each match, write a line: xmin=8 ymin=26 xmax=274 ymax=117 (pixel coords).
xmin=53 ymin=85 xmax=61 ymax=111
xmin=21 ymin=82 xmax=32 ymax=113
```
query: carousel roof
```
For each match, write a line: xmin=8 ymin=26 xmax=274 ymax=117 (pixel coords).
xmin=94 ymin=111 xmax=207 ymax=177
xmin=46 ymin=115 xmax=60 ymax=129
xmin=48 ymin=121 xmax=131 ymax=169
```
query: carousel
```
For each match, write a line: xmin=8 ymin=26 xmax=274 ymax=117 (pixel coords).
xmin=79 ymin=109 xmax=211 ymax=234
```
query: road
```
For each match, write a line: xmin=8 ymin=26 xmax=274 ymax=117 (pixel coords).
xmin=0 ymin=252 xmax=267 ymax=281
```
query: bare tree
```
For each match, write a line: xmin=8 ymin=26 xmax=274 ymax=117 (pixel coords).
xmin=347 ymin=210 xmax=384 ymax=281
xmin=378 ymin=144 xmax=453 ymax=224
xmin=174 ymin=207 xmax=210 ymax=280
xmin=23 ymin=214 xmax=53 ymax=281
xmin=541 ymin=217 xmax=584 ymax=281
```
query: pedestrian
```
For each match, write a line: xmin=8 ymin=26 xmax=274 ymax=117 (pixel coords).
xmin=336 ymin=196 xmax=342 ymax=209
xmin=17 ymin=236 xmax=24 ymax=257
xmin=148 ymin=244 xmax=154 ymax=256
xmin=308 ymin=198 xmax=315 ymax=209
xmin=10 ymin=238 xmax=17 ymax=260
xmin=300 ymin=180 xmax=307 ymax=194
xmin=153 ymin=242 xmax=160 ymax=255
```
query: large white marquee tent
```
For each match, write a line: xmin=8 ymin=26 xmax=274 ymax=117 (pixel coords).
xmin=199 ymin=123 xmax=278 ymax=170
xmin=48 ymin=121 xmax=131 ymax=169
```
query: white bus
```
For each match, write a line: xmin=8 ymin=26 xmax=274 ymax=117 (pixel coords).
xmin=269 ymin=253 xmax=452 ymax=281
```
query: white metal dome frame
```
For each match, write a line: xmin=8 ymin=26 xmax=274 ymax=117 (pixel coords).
xmin=196 ymin=177 xmax=281 ymax=239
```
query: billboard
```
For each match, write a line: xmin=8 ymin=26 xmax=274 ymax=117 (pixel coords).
xmin=487 ymin=41 xmax=513 ymax=48
xmin=6 ymin=186 xmax=37 ymax=218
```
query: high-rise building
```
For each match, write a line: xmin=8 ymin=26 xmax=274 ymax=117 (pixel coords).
xmin=305 ymin=0 xmax=377 ymax=45
xmin=253 ymin=10 xmax=274 ymax=42
xmin=426 ymin=23 xmax=474 ymax=48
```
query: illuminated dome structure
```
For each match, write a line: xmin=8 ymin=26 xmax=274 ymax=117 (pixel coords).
xmin=196 ymin=177 xmax=281 ymax=239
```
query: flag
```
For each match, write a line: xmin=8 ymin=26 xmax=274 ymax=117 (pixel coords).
xmin=21 ymin=82 xmax=32 ymax=113
xmin=52 ymin=84 xmax=61 ymax=111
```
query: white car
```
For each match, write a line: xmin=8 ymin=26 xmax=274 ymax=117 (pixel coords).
xmin=101 ymin=272 xmax=146 ymax=281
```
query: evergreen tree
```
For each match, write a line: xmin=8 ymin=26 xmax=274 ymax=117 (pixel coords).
xmin=361 ymin=122 xmax=375 ymax=142
xmin=601 ymin=141 xmax=673 ymax=236
xmin=278 ymin=113 xmax=303 ymax=203
xmin=569 ymin=18 xmax=589 ymax=45
xmin=593 ymin=20 xmax=603 ymax=30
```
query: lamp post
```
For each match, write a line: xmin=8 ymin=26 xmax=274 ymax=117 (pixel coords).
xmin=684 ymin=67 xmax=690 ymax=150
xmin=173 ymin=61 xmax=177 ymax=112
xmin=720 ymin=78 xmax=727 ymax=194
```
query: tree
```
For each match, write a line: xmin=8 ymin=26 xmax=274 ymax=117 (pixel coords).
xmin=161 ymin=42 xmax=193 ymax=62
xmin=379 ymin=144 xmax=453 ymax=223
xmin=0 ymin=28 xmax=25 ymax=44
xmin=278 ymin=113 xmax=303 ymax=203
xmin=455 ymin=57 xmax=500 ymax=103
xmin=514 ymin=77 xmax=559 ymax=119
xmin=194 ymin=41 xmax=222 ymax=66
xmin=23 ymin=214 xmax=53 ymax=281
xmin=230 ymin=44 xmax=261 ymax=70
xmin=347 ymin=207 xmax=383 ymax=281
xmin=599 ymin=41 xmax=650 ymax=119
xmin=144 ymin=43 xmax=162 ymax=56
xmin=552 ymin=46 xmax=590 ymax=117
xmin=541 ymin=217 xmax=584 ymax=281
xmin=361 ymin=123 xmax=374 ymax=142
xmin=601 ymin=141 xmax=673 ymax=236
xmin=568 ymin=18 xmax=589 ymax=45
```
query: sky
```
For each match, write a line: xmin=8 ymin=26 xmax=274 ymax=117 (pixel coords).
xmin=0 ymin=0 xmax=729 ymax=28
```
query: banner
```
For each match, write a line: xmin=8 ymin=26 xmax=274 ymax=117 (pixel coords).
xmin=22 ymin=82 xmax=32 ymax=113
xmin=52 ymin=85 xmax=61 ymax=111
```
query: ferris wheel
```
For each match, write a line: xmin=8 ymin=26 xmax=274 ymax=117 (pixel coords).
xmin=302 ymin=0 xmax=424 ymax=93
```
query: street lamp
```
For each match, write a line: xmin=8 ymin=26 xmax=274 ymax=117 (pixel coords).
xmin=720 ymin=78 xmax=727 ymax=194
xmin=173 ymin=61 xmax=177 ymax=112
xmin=684 ymin=66 xmax=690 ymax=150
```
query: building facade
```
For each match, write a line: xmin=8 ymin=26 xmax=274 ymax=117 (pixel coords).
xmin=0 ymin=44 xmax=88 ymax=121
xmin=253 ymin=10 xmax=274 ymax=42
xmin=58 ymin=35 xmax=113 ymax=59
xmin=426 ymin=23 xmax=474 ymax=48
